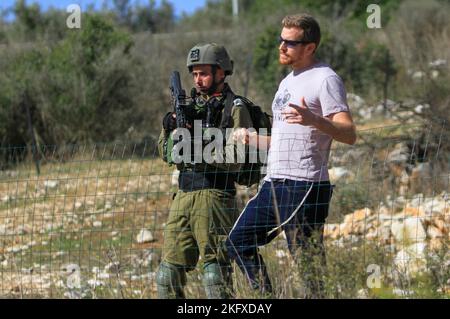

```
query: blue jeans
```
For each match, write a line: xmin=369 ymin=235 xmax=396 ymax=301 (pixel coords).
xmin=226 ymin=179 xmax=333 ymax=295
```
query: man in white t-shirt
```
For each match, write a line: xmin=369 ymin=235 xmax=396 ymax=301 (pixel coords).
xmin=226 ymin=13 xmax=356 ymax=297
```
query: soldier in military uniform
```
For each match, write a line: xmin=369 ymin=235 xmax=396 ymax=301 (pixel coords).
xmin=156 ymin=43 xmax=254 ymax=299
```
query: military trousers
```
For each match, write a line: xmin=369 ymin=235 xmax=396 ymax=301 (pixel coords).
xmin=161 ymin=188 xmax=239 ymax=270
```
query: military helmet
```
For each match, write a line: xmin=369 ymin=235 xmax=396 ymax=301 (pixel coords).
xmin=187 ymin=43 xmax=234 ymax=76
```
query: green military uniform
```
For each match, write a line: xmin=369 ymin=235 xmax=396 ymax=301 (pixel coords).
xmin=156 ymin=43 xmax=253 ymax=299
xmin=159 ymin=98 xmax=252 ymax=260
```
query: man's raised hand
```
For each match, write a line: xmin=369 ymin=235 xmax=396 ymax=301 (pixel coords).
xmin=282 ymin=97 xmax=317 ymax=126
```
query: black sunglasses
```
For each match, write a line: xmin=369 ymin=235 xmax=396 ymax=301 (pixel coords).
xmin=278 ymin=36 xmax=311 ymax=48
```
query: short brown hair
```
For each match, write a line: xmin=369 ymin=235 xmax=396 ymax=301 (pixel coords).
xmin=282 ymin=14 xmax=321 ymax=49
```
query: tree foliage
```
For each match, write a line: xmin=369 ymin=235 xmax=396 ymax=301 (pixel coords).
xmin=0 ymin=15 xmax=137 ymax=147
xmin=0 ymin=0 xmax=448 ymax=157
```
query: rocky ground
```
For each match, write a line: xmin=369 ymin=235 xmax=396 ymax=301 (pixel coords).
xmin=0 ymin=158 xmax=170 ymax=298
xmin=324 ymin=193 xmax=449 ymax=290
xmin=0 ymin=153 xmax=448 ymax=298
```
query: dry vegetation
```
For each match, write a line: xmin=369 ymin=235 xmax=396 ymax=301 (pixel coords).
xmin=1 ymin=0 xmax=449 ymax=299
xmin=1 ymin=124 xmax=448 ymax=299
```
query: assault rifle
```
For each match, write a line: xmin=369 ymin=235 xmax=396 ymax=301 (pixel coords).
xmin=169 ymin=71 xmax=189 ymax=128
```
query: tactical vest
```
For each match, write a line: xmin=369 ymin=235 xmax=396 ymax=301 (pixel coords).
xmin=163 ymin=86 xmax=272 ymax=191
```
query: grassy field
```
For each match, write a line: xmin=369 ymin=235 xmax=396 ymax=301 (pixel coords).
xmin=0 ymin=137 xmax=448 ymax=298
xmin=0 ymin=155 xmax=172 ymax=298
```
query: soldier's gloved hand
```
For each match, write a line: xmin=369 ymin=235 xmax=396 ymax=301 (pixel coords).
xmin=162 ymin=112 xmax=177 ymax=131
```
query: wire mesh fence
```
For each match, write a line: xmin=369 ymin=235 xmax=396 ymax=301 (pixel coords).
xmin=0 ymin=123 xmax=448 ymax=299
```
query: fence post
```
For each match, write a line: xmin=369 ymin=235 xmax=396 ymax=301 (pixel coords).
xmin=23 ymin=92 xmax=40 ymax=175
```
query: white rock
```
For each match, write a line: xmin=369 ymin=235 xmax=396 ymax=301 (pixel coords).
xmin=142 ymin=252 xmax=157 ymax=267
xmin=387 ymin=145 xmax=410 ymax=164
xmin=429 ymin=59 xmax=446 ymax=68
xmin=97 ymin=272 xmax=110 ymax=279
xmin=422 ymin=197 xmax=447 ymax=215
xmin=323 ymin=223 xmax=339 ymax=239
xmin=54 ymin=251 xmax=66 ymax=257
xmin=379 ymin=226 xmax=392 ymax=244
xmin=332 ymin=238 xmax=345 ymax=247
xmin=385 ymin=195 xmax=406 ymax=212
xmin=391 ymin=217 xmax=426 ymax=243
xmin=412 ymin=71 xmax=425 ymax=80
xmin=374 ymin=103 xmax=388 ymax=115
xmin=329 ymin=167 xmax=353 ymax=181
xmin=358 ymin=107 xmax=372 ymax=120
xmin=15 ymin=225 xmax=29 ymax=235
xmin=347 ymin=93 xmax=366 ymax=109
xmin=44 ymin=180 xmax=59 ymax=189
xmin=93 ymin=221 xmax=102 ymax=228
xmin=365 ymin=228 xmax=378 ymax=241
xmin=414 ymin=104 xmax=424 ymax=113
xmin=394 ymin=242 xmax=427 ymax=275
xmin=87 ymin=279 xmax=104 ymax=287
xmin=6 ymin=246 xmax=21 ymax=253
xmin=408 ymin=194 xmax=425 ymax=208
xmin=427 ymin=225 xmax=444 ymax=239
xmin=136 ymin=229 xmax=155 ymax=244
xmin=104 ymin=262 xmax=120 ymax=273
xmin=357 ymin=289 xmax=369 ymax=299
xmin=21 ymin=267 xmax=33 ymax=274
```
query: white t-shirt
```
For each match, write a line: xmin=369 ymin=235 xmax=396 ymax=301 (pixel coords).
xmin=265 ymin=62 xmax=349 ymax=182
